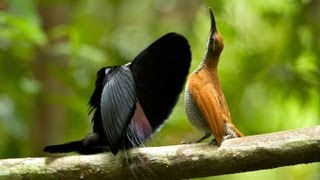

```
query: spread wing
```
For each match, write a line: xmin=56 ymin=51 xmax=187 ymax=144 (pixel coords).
xmin=129 ymin=32 xmax=191 ymax=128
xmin=188 ymin=73 xmax=225 ymax=145
xmin=100 ymin=66 xmax=136 ymax=154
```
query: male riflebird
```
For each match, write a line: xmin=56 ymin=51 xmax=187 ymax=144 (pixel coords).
xmin=44 ymin=32 xmax=191 ymax=155
xmin=185 ymin=8 xmax=243 ymax=145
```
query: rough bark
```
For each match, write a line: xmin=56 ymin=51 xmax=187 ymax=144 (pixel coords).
xmin=0 ymin=126 xmax=319 ymax=180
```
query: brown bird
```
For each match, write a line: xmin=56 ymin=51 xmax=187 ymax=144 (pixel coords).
xmin=185 ymin=8 xmax=243 ymax=145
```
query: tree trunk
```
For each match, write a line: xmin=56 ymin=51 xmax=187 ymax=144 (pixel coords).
xmin=31 ymin=2 xmax=70 ymax=156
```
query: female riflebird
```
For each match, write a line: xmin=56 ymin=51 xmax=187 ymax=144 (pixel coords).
xmin=44 ymin=33 xmax=191 ymax=155
xmin=185 ymin=8 xmax=243 ymax=145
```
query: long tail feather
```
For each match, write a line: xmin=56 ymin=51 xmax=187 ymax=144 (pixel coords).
xmin=43 ymin=140 xmax=83 ymax=153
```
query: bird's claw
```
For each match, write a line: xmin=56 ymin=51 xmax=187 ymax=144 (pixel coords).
xmin=209 ymin=139 xmax=218 ymax=146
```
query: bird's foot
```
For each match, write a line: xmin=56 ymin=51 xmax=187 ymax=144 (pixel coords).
xmin=195 ymin=134 xmax=211 ymax=143
xmin=208 ymin=139 xmax=218 ymax=146
xmin=181 ymin=133 xmax=212 ymax=144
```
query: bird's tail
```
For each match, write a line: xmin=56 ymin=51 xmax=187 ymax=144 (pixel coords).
xmin=232 ymin=126 xmax=244 ymax=137
xmin=43 ymin=140 xmax=84 ymax=153
xmin=223 ymin=115 xmax=244 ymax=138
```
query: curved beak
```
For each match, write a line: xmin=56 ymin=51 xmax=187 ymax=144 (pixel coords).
xmin=209 ymin=7 xmax=217 ymax=33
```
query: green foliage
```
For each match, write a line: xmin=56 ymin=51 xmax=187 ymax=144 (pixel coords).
xmin=0 ymin=0 xmax=319 ymax=179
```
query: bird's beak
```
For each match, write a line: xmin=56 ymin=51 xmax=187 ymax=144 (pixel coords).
xmin=209 ymin=7 xmax=217 ymax=34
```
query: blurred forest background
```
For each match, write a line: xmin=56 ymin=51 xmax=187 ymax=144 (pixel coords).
xmin=0 ymin=0 xmax=319 ymax=179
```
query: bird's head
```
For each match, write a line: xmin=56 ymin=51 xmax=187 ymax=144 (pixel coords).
xmin=206 ymin=7 xmax=224 ymax=58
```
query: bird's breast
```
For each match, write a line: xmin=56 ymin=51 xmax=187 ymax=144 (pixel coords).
xmin=185 ymin=87 xmax=211 ymax=133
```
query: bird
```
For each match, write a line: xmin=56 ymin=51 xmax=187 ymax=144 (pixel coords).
xmin=184 ymin=8 xmax=243 ymax=146
xmin=44 ymin=32 xmax=192 ymax=155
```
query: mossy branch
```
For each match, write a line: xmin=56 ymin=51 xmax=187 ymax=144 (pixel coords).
xmin=0 ymin=126 xmax=319 ymax=179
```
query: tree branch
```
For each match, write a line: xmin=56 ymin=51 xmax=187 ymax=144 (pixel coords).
xmin=0 ymin=126 xmax=319 ymax=179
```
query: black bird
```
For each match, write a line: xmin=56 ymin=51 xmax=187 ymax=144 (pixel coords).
xmin=44 ymin=32 xmax=192 ymax=155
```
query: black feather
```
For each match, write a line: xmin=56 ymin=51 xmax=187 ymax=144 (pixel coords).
xmin=100 ymin=66 xmax=136 ymax=154
xmin=43 ymin=32 xmax=191 ymax=155
xmin=130 ymin=32 xmax=191 ymax=128
xmin=43 ymin=133 xmax=109 ymax=154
